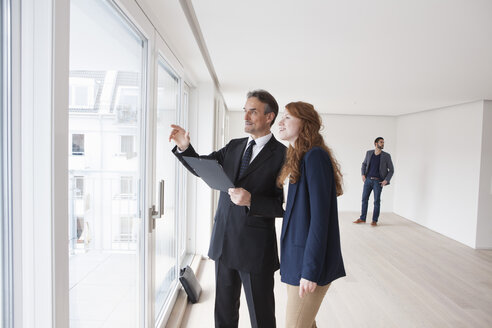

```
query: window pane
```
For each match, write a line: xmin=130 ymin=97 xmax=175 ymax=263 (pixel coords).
xmin=154 ymin=60 xmax=179 ymax=321
xmin=68 ymin=0 xmax=145 ymax=326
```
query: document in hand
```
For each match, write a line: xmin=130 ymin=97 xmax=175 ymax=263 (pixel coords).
xmin=182 ymin=156 xmax=235 ymax=192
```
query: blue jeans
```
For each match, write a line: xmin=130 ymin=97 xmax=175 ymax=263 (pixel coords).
xmin=360 ymin=178 xmax=383 ymax=222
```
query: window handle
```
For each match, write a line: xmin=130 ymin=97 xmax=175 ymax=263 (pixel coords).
xmin=149 ymin=179 xmax=165 ymax=232
xmin=159 ymin=179 xmax=165 ymax=218
xmin=149 ymin=205 xmax=158 ymax=233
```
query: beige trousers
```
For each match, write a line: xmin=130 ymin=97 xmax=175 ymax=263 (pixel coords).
xmin=285 ymin=283 xmax=330 ymax=328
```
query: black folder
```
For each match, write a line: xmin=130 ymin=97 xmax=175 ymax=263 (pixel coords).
xmin=182 ymin=156 xmax=234 ymax=192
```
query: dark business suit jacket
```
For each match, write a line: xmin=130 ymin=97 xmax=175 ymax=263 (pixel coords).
xmin=280 ymin=147 xmax=345 ymax=286
xmin=173 ymin=136 xmax=286 ymax=273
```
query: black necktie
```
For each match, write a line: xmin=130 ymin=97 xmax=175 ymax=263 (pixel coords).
xmin=238 ymin=140 xmax=256 ymax=179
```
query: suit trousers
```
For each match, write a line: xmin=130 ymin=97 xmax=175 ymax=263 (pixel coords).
xmin=215 ymin=259 xmax=276 ymax=328
xmin=285 ymin=283 xmax=330 ymax=328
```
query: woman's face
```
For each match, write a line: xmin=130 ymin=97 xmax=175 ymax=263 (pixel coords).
xmin=278 ymin=108 xmax=302 ymax=146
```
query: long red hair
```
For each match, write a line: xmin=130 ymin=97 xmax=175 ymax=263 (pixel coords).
xmin=277 ymin=102 xmax=343 ymax=196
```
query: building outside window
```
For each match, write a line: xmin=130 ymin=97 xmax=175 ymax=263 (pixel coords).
xmin=120 ymin=135 xmax=134 ymax=156
xmin=118 ymin=216 xmax=134 ymax=242
xmin=120 ymin=176 xmax=133 ymax=197
xmin=74 ymin=176 xmax=84 ymax=198
xmin=115 ymin=85 xmax=139 ymax=123
xmin=68 ymin=77 xmax=96 ymax=109
xmin=71 ymin=134 xmax=84 ymax=155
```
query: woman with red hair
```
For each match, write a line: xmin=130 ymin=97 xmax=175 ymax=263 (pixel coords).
xmin=277 ymin=101 xmax=345 ymax=327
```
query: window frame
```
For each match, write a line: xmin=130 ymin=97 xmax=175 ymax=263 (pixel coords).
xmin=1 ymin=0 xmax=14 ymax=325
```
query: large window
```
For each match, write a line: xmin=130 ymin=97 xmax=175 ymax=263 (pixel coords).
xmin=8 ymin=0 xmax=194 ymax=325
xmin=66 ymin=1 xmax=192 ymax=326
xmin=69 ymin=0 xmax=145 ymax=326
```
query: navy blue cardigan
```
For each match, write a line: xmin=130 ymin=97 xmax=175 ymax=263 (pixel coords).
xmin=280 ymin=147 xmax=346 ymax=286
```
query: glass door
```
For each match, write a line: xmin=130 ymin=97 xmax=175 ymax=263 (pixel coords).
xmin=68 ymin=0 xmax=149 ymax=326
xmin=151 ymin=57 xmax=180 ymax=324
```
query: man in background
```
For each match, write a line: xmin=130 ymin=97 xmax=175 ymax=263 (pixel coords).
xmin=354 ymin=137 xmax=394 ymax=226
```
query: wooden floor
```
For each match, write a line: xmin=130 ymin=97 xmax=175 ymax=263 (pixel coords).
xmin=180 ymin=212 xmax=492 ymax=327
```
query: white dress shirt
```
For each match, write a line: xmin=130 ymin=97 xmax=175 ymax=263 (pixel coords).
xmin=244 ymin=133 xmax=272 ymax=164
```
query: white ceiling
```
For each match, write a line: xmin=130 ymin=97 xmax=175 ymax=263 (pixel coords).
xmin=137 ymin=0 xmax=211 ymax=83
xmin=142 ymin=0 xmax=492 ymax=116
xmin=187 ymin=0 xmax=492 ymax=115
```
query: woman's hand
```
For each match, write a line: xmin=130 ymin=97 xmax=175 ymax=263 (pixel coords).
xmin=299 ymin=278 xmax=317 ymax=298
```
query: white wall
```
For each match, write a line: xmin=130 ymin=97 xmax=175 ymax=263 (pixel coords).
xmin=394 ymin=101 xmax=484 ymax=248
xmin=227 ymin=101 xmax=492 ymax=248
xmin=226 ymin=111 xmax=247 ymax=140
xmin=317 ymin=114 xmax=396 ymax=212
xmin=227 ymin=111 xmax=397 ymax=213
xmin=476 ymin=100 xmax=492 ymax=248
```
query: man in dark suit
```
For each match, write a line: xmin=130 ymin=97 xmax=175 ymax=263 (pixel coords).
xmin=169 ymin=90 xmax=286 ymax=327
xmin=354 ymin=137 xmax=395 ymax=226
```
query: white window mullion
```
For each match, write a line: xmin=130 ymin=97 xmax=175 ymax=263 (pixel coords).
xmin=52 ymin=0 xmax=70 ymax=326
xmin=2 ymin=0 xmax=14 ymax=326
xmin=16 ymin=0 xmax=70 ymax=326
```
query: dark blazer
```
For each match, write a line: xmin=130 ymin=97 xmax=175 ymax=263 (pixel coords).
xmin=173 ymin=135 xmax=286 ymax=273
xmin=361 ymin=150 xmax=394 ymax=183
xmin=280 ymin=147 xmax=345 ymax=286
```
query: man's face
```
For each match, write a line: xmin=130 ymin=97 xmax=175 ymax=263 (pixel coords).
xmin=376 ymin=139 xmax=385 ymax=149
xmin=243 ymin=97 xmax=274 ymax=138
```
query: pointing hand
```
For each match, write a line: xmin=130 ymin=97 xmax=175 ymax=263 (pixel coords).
xmin=169 ymin=124 xmax=190 ymax=151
